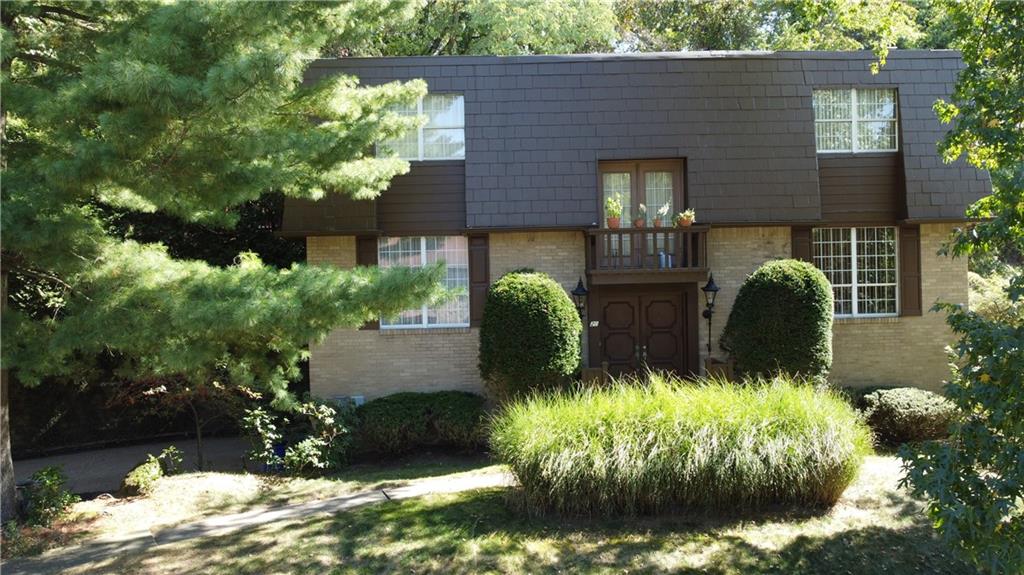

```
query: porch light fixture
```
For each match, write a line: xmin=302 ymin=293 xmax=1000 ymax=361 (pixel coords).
xmin=701 ymin=274 xmax=720 ymax=355
xmin=571 ymin=277 xmax=589 ymax=318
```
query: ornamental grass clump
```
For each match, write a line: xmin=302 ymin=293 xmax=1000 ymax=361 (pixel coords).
xmin=490 ymin=374 xmax=872 ymax=517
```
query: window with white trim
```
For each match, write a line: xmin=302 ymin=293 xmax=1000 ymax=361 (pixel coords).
xmin=378 ymin=236 xmax=469 ymax=328
xmin=379 ymin=94 xmax=465 ymax=161
xmin=813 ymin=88 xmax=898 ymax=153
xmin=813 ymin=227 xmax=898 ymax=317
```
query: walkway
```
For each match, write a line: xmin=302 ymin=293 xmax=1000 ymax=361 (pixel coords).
xmin=14 ymin=437 xmax=250 ymax=494
xmin=2 ymin=470 xmax=512 ymax=575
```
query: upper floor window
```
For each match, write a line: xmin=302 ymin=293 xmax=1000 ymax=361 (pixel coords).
xmin=380 ymin=94 xmax=465 ymax=161
xmin=813 ymin=227 xmax=898 ymax=317
xmin=378 ymin=236 xmax=469 ymax=328
xmin=813 ymin=89 xmax=898 ymax=153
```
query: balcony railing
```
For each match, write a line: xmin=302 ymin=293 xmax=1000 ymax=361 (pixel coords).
xmin=586 ymin=225 xmax=709 ymax=272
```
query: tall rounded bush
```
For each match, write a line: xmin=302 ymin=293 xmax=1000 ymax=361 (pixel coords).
xmin=479 ymin=271 xmax=582 ymax=398
xmin=491 ymin=375 xmax=872 ymax=516
xmin=720 ymin=259 xmax=834 ymax=378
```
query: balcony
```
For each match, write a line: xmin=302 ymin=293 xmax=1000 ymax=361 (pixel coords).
xmin=585 ymin=225 xmax=709 ymax=285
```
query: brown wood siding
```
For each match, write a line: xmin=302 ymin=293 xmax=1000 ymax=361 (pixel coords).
xmin=468 ymin=234 xmax=489 ymax=327
xmin=378 ymin=161 xmax=466 ymax=235
xmin=791 ymin=226 xmax=813 ymax=263
xmin=899 ymin=225 xmax=922 ymax=316
xmin=356 ymin=236 xmax=379 ymax=330
xmin=280 ymin=194 xmax=376 ymax=236
xmin=818 ymin=154 xmax=902 ymax=223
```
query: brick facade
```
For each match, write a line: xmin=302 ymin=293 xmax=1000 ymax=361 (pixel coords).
xmin=307 ymin=225 xmax=965 ymax=400
xmin=307 ymin=231 xmax=585 ymax=401
xmin=829 ymin=224 xmax=965 ymax=392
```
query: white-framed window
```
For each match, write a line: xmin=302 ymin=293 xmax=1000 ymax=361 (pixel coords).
xmin=813 ymin=88 xmax=898 ymax=153
xmin=812 ymin=227 xmax=898 ymax=317
xmin=378 ymin=236 xmax=470 ymax=328
xmin=379 ymin=94 xmax=465 ymax=161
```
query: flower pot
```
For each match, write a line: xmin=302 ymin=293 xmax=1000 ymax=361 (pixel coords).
xmin=632 ymin=218 xmax=645 ymax=228
xmin=677 ymin=218 xmax=694 ymax=228
xmin=606 ymin=217 xmax=621 ymax=229
xmin=653 ymin=218 xmax=663 ymax=228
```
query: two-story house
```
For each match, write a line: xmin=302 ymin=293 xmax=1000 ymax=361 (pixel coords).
xmin=280 ymin=50 xmax=990 ymax=402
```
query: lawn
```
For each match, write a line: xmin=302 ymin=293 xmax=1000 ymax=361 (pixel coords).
xmin=2 ymin=453 xmax=498 ymax=560
xmin=35 ymin=454 xmax=971 ymax=575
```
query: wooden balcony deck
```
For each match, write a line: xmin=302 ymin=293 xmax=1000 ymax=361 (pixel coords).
xmin=585 ymin=225 xmax=710 ymax=285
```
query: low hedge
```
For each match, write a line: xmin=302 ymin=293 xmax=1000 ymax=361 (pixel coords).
xmin=862 ymin=387 xmax=956 ymax=445
xmin=490 ymin=375 xmax=872 ymax=516
xmin=355 ymin=391 xmax=487 ymax=456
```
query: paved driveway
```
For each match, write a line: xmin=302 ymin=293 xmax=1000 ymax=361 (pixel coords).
xmin=14 ymin=437 xmax=250 ymax=494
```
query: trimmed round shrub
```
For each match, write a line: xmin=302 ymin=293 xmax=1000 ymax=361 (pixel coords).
xmin=490 ymin=374 xmax=872 ymax=516
xmin=355 ymin=391 xmax=487 ymax=456
xmin=720 ymin=259 xmax=834 ymax=378
xmin=479 ymin=271 xmax=582 ymax=398
xmin=862 ymin=387 xmax=957 ymax=445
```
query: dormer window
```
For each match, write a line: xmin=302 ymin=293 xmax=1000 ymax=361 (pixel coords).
xmin=813 ymin=89 xmax=898 ymax=153
xmin=379 ymin=94 xmax=465 ymax=161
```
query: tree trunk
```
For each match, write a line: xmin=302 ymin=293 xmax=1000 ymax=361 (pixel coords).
xmin=189 ymin=400 xmax=204 ymax=472
xmin=1 ymin=272 xmax=17 ymax=522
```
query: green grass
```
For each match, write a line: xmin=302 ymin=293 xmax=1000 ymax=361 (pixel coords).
xmin=2 ymin=453 xmax=496 ymax=560
xmin=491 ymin=375 xmax=873 ymax=516
xmin=57 ymin=456 xmax=972 ymax=575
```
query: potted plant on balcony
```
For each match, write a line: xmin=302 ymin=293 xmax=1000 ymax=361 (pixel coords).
xmin=605 ymin=194 xmax=623 ymax=228
xmin=674 ymin=208 xmax=696 ymax=227
xmin=633 ymin=204 xmax=647 ymax=228
xmin=654 ymin=202 xmax=670 ymax=227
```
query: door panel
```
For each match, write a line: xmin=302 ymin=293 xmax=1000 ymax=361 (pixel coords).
xmin=599 ymin=297 xmax=639 ymax=376
xmin=595 ymin=285 xmax=698 ymax=378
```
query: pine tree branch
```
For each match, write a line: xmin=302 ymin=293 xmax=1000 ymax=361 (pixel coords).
xmin=36 ymin=5 xmax=97 ymax=24
xmin=13 ymin=51 xmax=81 ymax=72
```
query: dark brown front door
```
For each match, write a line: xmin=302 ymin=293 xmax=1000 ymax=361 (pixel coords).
xmin=593 ymin=285 xmax=698 ymax=377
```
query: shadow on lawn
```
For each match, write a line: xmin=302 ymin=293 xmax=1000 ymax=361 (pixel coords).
xmin=125 ymin=487 xmax=972 ymax=575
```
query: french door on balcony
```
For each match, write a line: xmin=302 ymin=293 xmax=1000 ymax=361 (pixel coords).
xmin=599 ymin=160 xmax=686 ymax=265
xmin=600 ymin=160 xmax=685 ymax=228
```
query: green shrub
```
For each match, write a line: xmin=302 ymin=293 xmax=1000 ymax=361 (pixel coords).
xmin=122 ymin=455 xmax=163 ymax=496
xmin=490 ymin=374 xmax=872 ymax=517
xmin=862 ymin=387 xmax=957 ymax=445
xmin=355 ymin=391 xmax=486 ymax=456
xmin=241 ymin=398 xmax=354 ymax=476
xmin=479 ymin=271 xmax=582 ymax=399
xmin=23 ymin=466 xmax=80 ymax=526
xmin=157 ymin=445 xmax=184 ymax=475
xmin=720 ymin=259 xmax=834 ymax=378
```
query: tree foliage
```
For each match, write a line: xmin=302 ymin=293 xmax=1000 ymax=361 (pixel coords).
xmin=899 ymin=2 xmax=1024 ymax=573
xmin=348 ymin=0 xmax=618 ymax=57
xmin=1 ymin=0 xmax=447 ymax=391
xmin=616 ymin=0 xmax=923 ymax=68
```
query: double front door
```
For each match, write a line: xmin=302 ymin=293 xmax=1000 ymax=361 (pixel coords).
xmin=592 ymin=285 xmax=699 ymax=377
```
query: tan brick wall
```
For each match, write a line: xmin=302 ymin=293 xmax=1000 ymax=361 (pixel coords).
xmin=306 ymin=225 xmax=965 ymax=399
xmin=489 ymin=231 xmax=586 ymax=291
xmin=307 ymin=231 xmax=586 ymax=401
xmin=830 ymin=223 xmax=965 ymax=392
xmin=306 ymin=236 xmax=356 ymax=267
xmin=699 ymin=227 xmax=792 ymax=369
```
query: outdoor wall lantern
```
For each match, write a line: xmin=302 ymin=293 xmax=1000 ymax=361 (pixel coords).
xmin=571 ymin=277 xmax=589 ymax=318
xmin=701 ymin=274 xmax=720 ymax=355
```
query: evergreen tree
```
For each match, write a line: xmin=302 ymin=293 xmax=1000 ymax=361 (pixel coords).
xmin=0 ymin=1 xmax=447 ymax=520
